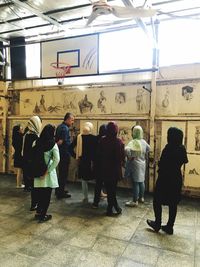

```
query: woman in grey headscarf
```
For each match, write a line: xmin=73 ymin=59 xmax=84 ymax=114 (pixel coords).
xmin=22 ymin=116 xmax=42 ymax=210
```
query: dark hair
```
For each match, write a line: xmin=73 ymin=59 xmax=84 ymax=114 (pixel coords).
xmin=12 ymin=124 xmax=23 ymax=147
xmin=106 ymin=121 xmax=118 ymax=138
xmin=167 ymin=127 xmax=183 ymax=146
xmin=40 ymin=124 xmax=55 ymax=140
xmin=12 ymin=125 xmax=20 ymax=137
xmin=98 ymin=124 xmax=107 ymax=137
xmin=12 ymin=124 xmax=22 ymax=146
xmin=64 ymin=112 xmax=73 ymax=121
xmin=39 ymin=124 xmax=56 ymax=151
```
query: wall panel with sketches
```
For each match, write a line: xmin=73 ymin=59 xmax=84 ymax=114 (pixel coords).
xmin=7 ymin=77 xmax=200 ymax=194
xmin=19 ymin=85 xmax=150 ymax=116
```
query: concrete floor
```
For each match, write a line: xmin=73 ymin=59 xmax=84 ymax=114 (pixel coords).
xmin=0 ymin=174 xmax=199 ymax=267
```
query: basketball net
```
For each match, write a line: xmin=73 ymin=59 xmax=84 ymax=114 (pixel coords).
xmin=50 ymin=62 xmax=71 ymax=85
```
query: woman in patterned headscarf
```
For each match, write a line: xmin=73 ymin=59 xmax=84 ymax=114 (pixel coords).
xmin=147 ymin=127 xmax=188 ymax=235
xmin=98 ymin=121 xmax=125 ymax=216
xmin=22 ymin=116 xmax=42 ymax=210
xmin=125 ymin=125 xmax=150 ymax=207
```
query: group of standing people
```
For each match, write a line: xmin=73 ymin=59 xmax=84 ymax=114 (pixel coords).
xmin=12 ymin=113 xmax=188 ymax=234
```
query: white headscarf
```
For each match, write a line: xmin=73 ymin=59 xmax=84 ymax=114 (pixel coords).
xmin=27 ymin=115 xmax=42 ymax=136
xmin=76 ymin=122 xmax=94 ymax=159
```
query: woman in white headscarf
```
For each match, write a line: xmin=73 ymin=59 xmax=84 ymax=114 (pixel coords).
xmin=125 ymin=125 xmax=150 ymax=207
xmin=22 ymin=115 xmax=42 ymax=209
xmin=74 ymin=121 xmax=97 ymax=203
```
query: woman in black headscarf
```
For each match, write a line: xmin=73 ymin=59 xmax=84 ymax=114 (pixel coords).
xmin=98 ymin=121 xmax=125 ymax=216
xmin=12 ymin=124 xmax=24 ymax=188
xmin=92 ymin=124 xmax=107 ymax=208
xmin=34 ymin=124 xmax=60 ymax=223
xmin=147 ymin=127 xmax=188 ymax=235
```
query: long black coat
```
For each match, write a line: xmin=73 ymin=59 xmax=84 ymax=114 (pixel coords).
xmin=12 ymin=133 xmax=23 ymax=168
xmin=98 ymin=136 xmax=125 ymax=182
xmin=72 ymin=134 xmax=97 ymax=181
xmin=154 ymin=144 xmax=188 ymax=205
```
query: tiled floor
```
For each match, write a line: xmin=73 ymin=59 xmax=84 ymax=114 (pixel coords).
xmin=0 ymin=174 xmax=199 ymax=267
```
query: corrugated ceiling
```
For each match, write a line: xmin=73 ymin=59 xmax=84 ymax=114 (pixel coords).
xmin=0 ymin=0 xmax=199 ymax=42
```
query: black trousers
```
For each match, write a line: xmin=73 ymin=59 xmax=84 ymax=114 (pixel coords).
xmin=31 ymin=186 xmax=39 ymax=208
xmin=23 ymin=167 xmax=32 ymax=190
xmin=55 ymin=155 xmax=70 ymax=196
xmin=36 ymin=188 xmax=52 ymax=218
xmin=153 ymin=199 xmax=178 ymax=227
xmin=104 ymin=180 xmax=119 ymax=213
xmin=93 ymin=178 xmax=104 ymax=205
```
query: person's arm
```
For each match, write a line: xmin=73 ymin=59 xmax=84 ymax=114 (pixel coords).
xmin=47 ymin=144 xmax=60 ymax=173
xmin=69 ymin=136 xmax=77 ymax=158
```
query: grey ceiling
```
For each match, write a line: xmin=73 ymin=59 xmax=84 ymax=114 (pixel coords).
xmin=0 ymin=0 xmax=200 ymax=42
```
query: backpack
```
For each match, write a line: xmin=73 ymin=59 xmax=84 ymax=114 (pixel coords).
xmin=26 ymin=143 xmax=49 ymax=179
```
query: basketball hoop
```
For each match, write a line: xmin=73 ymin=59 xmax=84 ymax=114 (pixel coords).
xmin=50 ymin=62 xmax=71 ymax=85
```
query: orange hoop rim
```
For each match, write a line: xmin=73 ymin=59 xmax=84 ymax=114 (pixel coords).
xmin=50 ymin=62 xmax=71 ymax=75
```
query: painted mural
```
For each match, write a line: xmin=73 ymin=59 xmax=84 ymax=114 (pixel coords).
xmin=156 ymin=82 xmax=200 ymax=115
xmin=0 ymin=119 xmax=4 ymax=172
xmin=20 ymin=85 xmax=150 ymax=116
xmin=184 ymin=154 xmax=200 ymax=188
xmin=187 ymin=121 xmax=200 ymax=153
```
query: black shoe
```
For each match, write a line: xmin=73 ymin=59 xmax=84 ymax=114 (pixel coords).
xmin=161 ymin=225 xmax=173 ymax=235
xmin=38 ymin=214 xmax=52 ymax=223
xmin=106 ymin=211 xmax=115 ymax=217
xmin=30 ymin=206 xmax=37 ymax=211
xmin=146 ymin=219 xmax=161 ymax=232
xmin=115 ymin=207 xmax=122 ymax=215
xmin=24 ymin=187 xmax=31 ymax=192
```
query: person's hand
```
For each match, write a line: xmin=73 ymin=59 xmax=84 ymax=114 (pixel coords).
xmin=57 ymin=139 xmax=63 ymax=146
xmin=40 ymin=171 xmax=48 ymax=179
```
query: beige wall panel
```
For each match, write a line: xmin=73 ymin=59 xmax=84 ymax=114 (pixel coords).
xmin=0 ymin=97 xmax=4 ymax=116
xmin=184 ymin=154 xmax=200 ymax=188
xmin=187 ymin=121 xmax=200 ymax=153
xmin=161 ymin=121 xmax=186 ymax=153
xmin=156 ymin=82 xmax=200 ymax=116
xmin=0 ymin=119 xmax=4 ymax=172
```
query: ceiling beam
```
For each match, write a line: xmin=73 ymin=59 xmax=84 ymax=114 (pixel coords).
xmin=11 ymin=0 xmax=62 ymax=28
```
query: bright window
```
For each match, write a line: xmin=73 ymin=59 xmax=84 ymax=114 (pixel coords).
xmin=99 ymin=27 xmax=153 ymax=73
xmin=159 ymin=20 xmax=200 ymax=66
xmin=26 ymin=43 xmax=40 ymax=77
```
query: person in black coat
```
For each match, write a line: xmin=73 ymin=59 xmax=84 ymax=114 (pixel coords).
xmin=147 ymin=127 xmax=188 ymax=235
xmin=12 ymin=124 xmax=24 ymax=188
xmin=92 ymin=124 xmax=107 ymax=208
xmin=73 ymin=122 xmax=97 ymax=203
xmin=97 ymin=121 xmax=125 ymax=216
xmin=22 ymin=116 xmax=42 ymax=210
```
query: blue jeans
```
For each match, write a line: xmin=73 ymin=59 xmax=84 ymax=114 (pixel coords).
xmin=132 ymin=181 xmax=145 ymax=202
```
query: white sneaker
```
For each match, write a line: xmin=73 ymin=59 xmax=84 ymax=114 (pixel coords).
xmin=125 ymin=201 xmax=138 ymax=207
xmin=139 ymin=197 xmax=144 ymax=203
xmin=16 ymin=184 xmax=25 ymax=189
